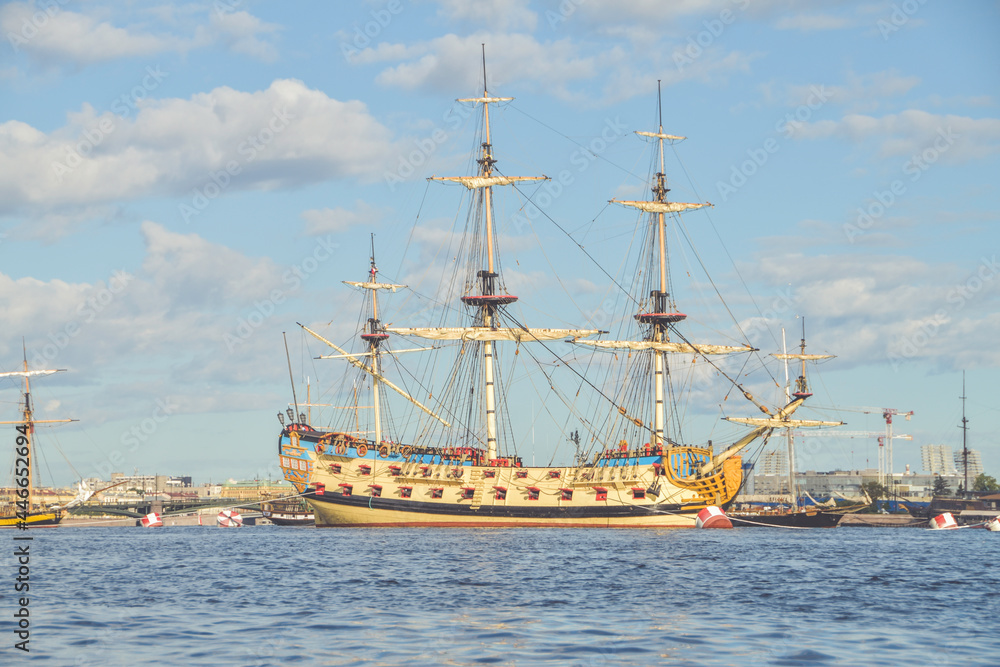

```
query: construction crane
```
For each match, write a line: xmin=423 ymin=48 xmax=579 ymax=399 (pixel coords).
xmin=794 ymin=403 xmax=913 ymax=486
xmin=793 ymin=430 xmax=913 ymax=486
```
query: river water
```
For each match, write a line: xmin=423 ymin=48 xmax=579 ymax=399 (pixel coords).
xmin=1 ymin=525 xmax=997 ymax=665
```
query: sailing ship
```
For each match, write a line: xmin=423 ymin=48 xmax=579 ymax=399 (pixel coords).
xmin=729 ymin=323 xmax=847 ymax=527
xmin=261 ymin=497 xmax=314 ymax=526
xmin=277 ymin=64 xmax=829 ymax=528
xmin=0 ymin=355 xmax=77 ymax=528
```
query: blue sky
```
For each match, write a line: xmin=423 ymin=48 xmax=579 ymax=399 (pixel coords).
xmin=1 ymin=0 xmax=997 ymax=486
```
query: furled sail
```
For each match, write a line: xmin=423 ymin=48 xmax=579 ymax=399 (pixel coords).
xmin=457 ymin=96 xmax=514 ymax=104
xmin=771 ymin=353 xmax=835 ymax=360
xmin=635 ymin=131 xmax=686 ymax=141
xmin=429 ymin=176 xmax=548 ymax=190
xmin=724 ymin=417 xmax=843 ymax=428
xmin=342 ymin=281 xmax=406 ymax=292
xmin=319 ymin=347 xmax=433 ymax=360
xmin=0 ymin=369 xmax=61 ymax=378
xmin=610 ymin=199 xmax=712 ymax=214
xmin=573 ymin=339 xmax=755 ymax=355
xmin=387 ymin=327 xmax=603 ymax=342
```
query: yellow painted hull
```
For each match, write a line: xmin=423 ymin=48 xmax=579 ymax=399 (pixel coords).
xmin=0 ymin=511 xmax=62 ymax=528
xmin=280 ymin=429 xmax=743 ymax=529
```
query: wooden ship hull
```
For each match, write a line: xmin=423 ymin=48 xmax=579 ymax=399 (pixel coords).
xmin=729 ymin=509 xmax=843 ymax=528
xmin=261 ymin=500 xmax=314 ymax=526
xmin=0 ymin=509 xmax=62 ymax=528
xmin=280 ymin=427 xmax=744 ymax=528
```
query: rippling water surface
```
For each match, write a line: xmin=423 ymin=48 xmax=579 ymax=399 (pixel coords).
xmin=1 ymin=525 xmax=997 ymax=665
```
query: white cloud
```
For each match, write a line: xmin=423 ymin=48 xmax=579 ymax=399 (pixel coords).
xmin=0 ymin=2 xmax=280 ymax=67
xmin=369 ymin=33 xmax=596 ymax=99
xmin=435 ymin=0 xmax=537 ymax=31
xmin=742 ymin=252 xmax=1000 ymax=370
xmin=209 ymin=10 xmax=281 ymax=62
xmin=0 ymin=222 xmax=323 ymax=422
xmin=784 ymin=70 xmax=921 ymax=110
xmin=789 ymin=110 xmax=1000 ymax=162
xmin=0 ymin=79 xmax=401 ymax=234
xmin=140 ymin=221 xmax=283 ymax=310
xmin=301 ymin=200 xmax=390 ymax=236
xmin=360 ymin=31 xmax=756 ymax=105
xmin=1 ymin=2 xmax=176 ymax=65
xmin=775 ymin=14 xmax=854 ymax=31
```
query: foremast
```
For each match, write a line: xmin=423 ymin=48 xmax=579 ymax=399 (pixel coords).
xmin=302 ymin=240 xmax=451 ymax=441
xmin=351 ymin=238 xmax=397 ymax=446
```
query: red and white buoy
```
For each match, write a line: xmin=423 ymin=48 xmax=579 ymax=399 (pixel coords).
xmin=217 ymin=509 xmax=243 ymax=527
xmin=695 ymin=506 xmax=733 ymax=529
xmin=140 ymin=512 xmax=163 ymax=528
xmin=986 ymin=516 xmax=1000 ymax=532
xmin=929 ymin=512 xmax=958 ymax=530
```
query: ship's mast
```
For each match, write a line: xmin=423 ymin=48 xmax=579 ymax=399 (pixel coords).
xmin=389 ymin=49 xmax=600 ymax=459
xmin=364 ymin=236 xmax=388 ymax=446
xmin=651 ymin=84 xmax=670 ymax=447
xmin=476 ymin=51 xmax=503 ymax=461
xmin=960 ymin=370 xmax=969 ymax=496
xmin=781 ymin=328 xmax=796 ymax=506
xmin=0 ymin=350 xmax=74 ymax=513
xmin=769 ymin=319 xmax=839 ymax=505
xmin=617 ymin=81 xmax=706 ymax=447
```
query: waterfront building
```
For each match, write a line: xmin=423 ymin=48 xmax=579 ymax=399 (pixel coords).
xmin=952 ymin=449 xmax=983 ymax=480
xmin=921 ymin=445 xmax=957 ymax=475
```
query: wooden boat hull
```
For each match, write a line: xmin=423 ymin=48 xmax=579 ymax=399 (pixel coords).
xmin=262 ymin=511 xmax=315 ymax=526
xmin=0 ymin=510 xmax=62 ymax=528
xmin=729 ymin=510 xmax=843 ymax=528
xmin=307 ymin=492 xmax=700 ymax=527
xmin=280 ymin=428 xmax=745 ymax=529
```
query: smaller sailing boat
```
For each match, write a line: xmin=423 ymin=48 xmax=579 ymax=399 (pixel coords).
xmin=0 ymin=352 xmax=76 ymax=528
xmin=727 ymin=322 xmax=846 ymax=527
xmin=261 ymin=496 xmax=314 ymax=526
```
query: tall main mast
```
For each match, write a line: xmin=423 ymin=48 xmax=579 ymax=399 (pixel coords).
xmin=389 ymin=50 xmax=603 ymax=460
xmin=610 ymin=82 xmax=712 ymax=447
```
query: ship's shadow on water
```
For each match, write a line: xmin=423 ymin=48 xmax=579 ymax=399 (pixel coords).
xmin=5 ymin=526 xmax=998 ymax=665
